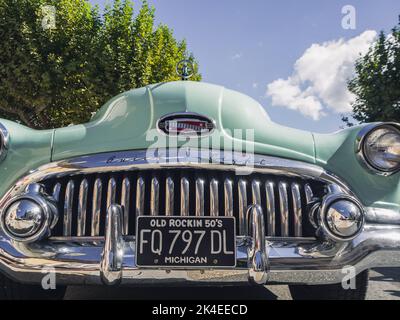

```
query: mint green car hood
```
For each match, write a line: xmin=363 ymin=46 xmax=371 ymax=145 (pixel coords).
xmin=0 ymin=81 xmax=398 ymax=210
xmin=52 ymin=81 xmax=315 ymax=163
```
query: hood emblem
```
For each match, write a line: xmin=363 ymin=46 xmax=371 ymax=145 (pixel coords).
xmin=157 ymin=113 xmax=215 ymax=136
xmin=176 ymin=59 xmax=194 ymax=81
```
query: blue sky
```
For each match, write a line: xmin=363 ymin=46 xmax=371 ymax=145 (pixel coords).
xmin=89 ymin=0 xmax=400 ymax=133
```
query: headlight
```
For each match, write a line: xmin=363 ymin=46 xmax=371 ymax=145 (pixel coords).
xmin=0 ymin=122 xmax=9 ymax=162
xmin=358 ymin=124 xmax=400 ymax=175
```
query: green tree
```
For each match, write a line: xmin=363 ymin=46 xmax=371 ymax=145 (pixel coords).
xmin=344 ymin=18 xmax=400 ymax=126
xmin=0 ymin=0 xmax=200 ymax=129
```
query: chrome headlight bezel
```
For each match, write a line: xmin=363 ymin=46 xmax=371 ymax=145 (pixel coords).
xmin=0 ymin=184 xmax=58 ymax=243
xmin=0 ymin=123 xmax=9 ymax=162
xmin=320 ymin=193 xmax=365 ymax=242
xmin=356 ymin=123 xmax=400 ymax=176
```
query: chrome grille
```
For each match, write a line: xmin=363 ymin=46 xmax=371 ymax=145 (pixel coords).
xmin=43 ymin=169 xmax=325 ymax=238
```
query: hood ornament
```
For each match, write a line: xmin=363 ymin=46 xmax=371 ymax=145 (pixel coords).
xmin=157 ymin=112 xmax=215 ymax=136
xmin=176 ymin=59 xmax=194 ymax=80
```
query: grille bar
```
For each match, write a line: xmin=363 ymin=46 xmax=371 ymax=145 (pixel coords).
xmin=52 ymin=183 xmax=61 ymax=202
xmin=121 ymin=177 xmax=131 ymax=235
xmin=136 ymin=177 xmax=145 ymax=217
xmin=63 ymin=180 xmax=74 ymax=237
xmin=265 ymin=181 xmax=275 ymax=236
xmin=91 ymin=178 xmax=102 ymax=236
xmin=150 ymin=177 xmax=160 ymax=216
xmin=278 ymin=182 xmax=289 ymax=237
xmin=291 ymin=183 xmax=302 ymax=237
xmin=238 ymin=179 xmax=247 ymax=235
xmin=210 ymin=179 xmax=219 ymax=217
xmin=51 ymin=169 xmax=322 ymax=238
xmin=107 ymin=178 xmax=116 ymax=210
xmin=195 ymin=178 xmax=205 ymax=217
xmin=165 ymin=177 xmax=174 ymax=216
xmin=224 ymin=179 xmax=233 ymax=217
xmin=181 ymin=177 xmax=189 ymax=216
xmin=304 ymin=183 xmax=314 ymax=204
xmin=77 ymin=179 xmax=88 ymax=237
xmin=252 ymin=180 xmax=261 ymax=206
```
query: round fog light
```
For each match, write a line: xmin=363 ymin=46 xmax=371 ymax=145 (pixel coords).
xmin=0 ymin=183 xmax=58 ymax=243
xmin=321 ymin=196 xmax=364 ymax=241
xmin=3 ymin=199 xmax=44 ymax=238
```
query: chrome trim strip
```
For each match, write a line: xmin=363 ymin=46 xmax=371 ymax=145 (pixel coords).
xmin=180 ymin=177 xmax=189 ymax=216
xmin=265 ymin=181 xmax=276 ymax=236
xmin=63 ymin=180 xmax=74 ymax=237
xmin=291 ymin=183 xmax=302 ymax=237
xmin=210 ymin=178 xmax=219 ymax=217
xmin=165 ymin=177 xmax=174 ymax=216
xmin=121 ymin=177 xmax=131 ymax=235
xmin=279 ymin=182 xmax=289 ymax=237
xmin=224 ymin=179 xmax=233 ymax=217
xmin=100 ymin=204 xmax=123 ymax=285
xmin=195 ymin=178 xmax=205 ymax=216
xmin=77 ymin=179 xmax=88 ymax=237
xmin=238 ymin=179 xmax=247 ymax=235
xmin=106 ymin=178 xmax=116 ymax=210
xmin=91 ymin=178 xmax=102 ymax=236
xmin=150 ymin=177 xmax=160 ymax=216
xmin=136 ymin=177 xmax=145 ymax=217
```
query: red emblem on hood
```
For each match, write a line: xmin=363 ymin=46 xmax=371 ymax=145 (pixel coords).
xmin=157 ymin=113 xmax=215 ymax=136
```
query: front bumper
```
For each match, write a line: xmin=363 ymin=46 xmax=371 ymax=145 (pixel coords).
xmin=1 ymin=222 xmax=400 ymax=286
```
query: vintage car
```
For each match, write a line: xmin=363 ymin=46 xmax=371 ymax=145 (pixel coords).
xmin=0 ymin=64 xmax=400 ymax=300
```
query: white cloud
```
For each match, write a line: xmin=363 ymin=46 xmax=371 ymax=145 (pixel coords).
xmin=231 ymin=53 xmax=243 ymax=60
xmin=266 ymin=30 xmax=377 ymax=120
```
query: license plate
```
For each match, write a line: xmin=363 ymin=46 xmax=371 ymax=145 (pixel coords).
xmin=136 ymin=216 xmax=236 ymax=268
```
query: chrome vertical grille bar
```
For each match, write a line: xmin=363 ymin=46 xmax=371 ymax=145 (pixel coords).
xmin=77 ymin=179 xmax=88 ymax=236
xmin=291 ymin=183 xmax=302 ymax=237
xmin=304 ymin=183 xmax=314 ymax=204
xmin=265 ymin=181 xmax=276 ymax=236
xmin=121 ymin=177 xmax=131 ymax=235
xmin=180 ymin=177 xmax=189 ymax=216
xmin=210 ymin=178 xmax=219 ymax=217
xmin=136 ymin=177 xmax=145 ymax=216
xmin=195 ymin=178 xmax=205 ymax=216
xmin=224 ymin=179 xmax=233 ymax=217
xmin=238 ymin=179 xmax=247 ymax=235
xmin=91 ymin=178 xmax=102 ymax=236
xmin=165 ymin=177 xmax=174 ymax=216
xmin=278 ymin=182 xmax=289 ymax=237
xmin=150 ymin=177 xmax=160 ymax=216
xmin=107 ymin=178 xmax=116 ymax=210
xmin=252 ymin=180 xmax=261 ymax=205
xmin=63 ymin=180 xmax=74 ymax=237
xmin=52 ymin=183 xmax=61 ymax=202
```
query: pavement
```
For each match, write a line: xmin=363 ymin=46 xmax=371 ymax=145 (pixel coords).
xmin=63 ymin=267 xmax=400 ymax=300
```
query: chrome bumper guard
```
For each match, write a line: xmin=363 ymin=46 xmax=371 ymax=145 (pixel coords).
xmin=1 ymin=204 xmax=400 ymax=286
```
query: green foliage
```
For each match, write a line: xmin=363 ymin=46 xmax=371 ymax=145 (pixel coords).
xmin=345 ymin=18 xmax=400 ymax=126
xmin=0 ymin=0 xmax=200 ymax=128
